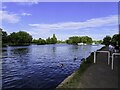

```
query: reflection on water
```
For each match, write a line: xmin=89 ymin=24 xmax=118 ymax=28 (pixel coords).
xmin=12 ymin=48 xmax=29 ymax=55
xmin=2 ymin=44 xmax=104 ymax=89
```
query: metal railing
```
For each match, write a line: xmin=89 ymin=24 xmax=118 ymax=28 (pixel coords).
xmin=111 ymin=53 xmax=120 ymax=70
xmin=94 ymin=51 xmax=120 ymax=70
xmin=94 ymin=51 xmax=110 ymax=65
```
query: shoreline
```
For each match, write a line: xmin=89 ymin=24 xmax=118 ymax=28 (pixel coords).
xmin=56 ymin=46 xmax=105 ymax=88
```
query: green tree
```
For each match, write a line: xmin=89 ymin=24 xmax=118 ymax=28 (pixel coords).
xmin=57 ymin=40 xmax=65 ymax=44
xmin=84 ymin=36 xmax=92 ymax=44
xmin=51 ymin=34 xmax=57 ymax=44
xmin=93 ymin=40 xmax=102 ymax=44
xmin=32 ymin=38 xmax=46 ymax=45
xmin=103 ymin=36 xmax=111 ymax=46
xmin=46 ymin=37 xmax=51 ymax=44
xmin=8 ymin=31 xmax=32 ymax=45
xmin=2 ymin=30 xmax=8 ymax=44
xmin=66 ymin=39 xmax=72 ymax=44
xmin=111 ymin=34 xmax=119 ymax=46
xmin=70 ymin=36 xmax=80 ymax=44
xmin=37 ymin=38 xmax=46 ymax=45
xmin=66 ymin=36 xmax=92 ymax=44
xmin=81 ymin=36 xmax=87 ymax=43
xmin=32 ymin=39 xmax=39 ymax=44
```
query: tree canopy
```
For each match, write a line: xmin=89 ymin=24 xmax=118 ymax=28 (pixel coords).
xmin=102 ymin=36 xmax=111 ymax=46
xmin=66 ymin=36 xmax=93 ymax=45
xmin=2 ymin=28 xmax=119 ymax=47
xmin=2 ymin=30 xmax=8 ymax=44
xmin=93 ymin=40 xmax=102 ymax=44
xmin=111 ymin=34 xmax=119 ymax=46
xmin=102 ymin=34 xmax=120 ymax=47
xmin=51 ymin=34 xmax=57 ymax=44
xmin=32 ymin=34 xmax=57 ymax=45
xmin=7 ymin=31 xmax=32 ymax=45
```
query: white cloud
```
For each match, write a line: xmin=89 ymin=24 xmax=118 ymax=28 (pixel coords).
xmin=2 ymin=0 xmax=39 ymax=2
xmin=0 ymin=11 xmax=31 ymax=24
xmin=28 ymin=15 xmax=118 ymax=40
xmin=1 ymin=0 xmax=119 ymax=2
xmin=21 ymin=12 xmax=31 ymax=16
xmin=0 ymin=10 xmax=20 ymax=23
xmin=29 ymin=15 xmax=118 ymax=31
xmin=2 ymin=0 xmax=39 ymax=4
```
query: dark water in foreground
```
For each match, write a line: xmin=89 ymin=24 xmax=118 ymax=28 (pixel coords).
xmin=2 ymin=44 xmax=104 ymax=89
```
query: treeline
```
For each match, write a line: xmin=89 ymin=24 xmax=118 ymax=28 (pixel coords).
xmin=1 ymin=30 xmax=58 ymax=46
xmin=92 ymin=40 xmax=102 ymax=44
xmin=102 ymin=34 xmax=120 ymax=47
xmin=66 ymin=36 xmax=93 ymax=45
xmin=1 ymin=28 xmax=119 ymax=47
xmin=1 ymin=29 xmax=32 ymax=46
xmin=1 ymin=28 xmax=101 ymax=46
xmin=32 ymin=34 xmax=57 ymax=45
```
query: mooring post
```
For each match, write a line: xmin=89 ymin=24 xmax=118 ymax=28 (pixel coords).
xmin=111 ymin=54 xmax=114 ymax=70
xmin=111 ymin=53 xmax=120 ymax=70
xmin=108 ymin=52 xmax=110 ymax=65
xmin=94 ymin=51 xmax=96 ymax=63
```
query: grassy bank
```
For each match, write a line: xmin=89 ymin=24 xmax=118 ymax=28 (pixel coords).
xmin=56 ymin=46 xmax=106 ymax=88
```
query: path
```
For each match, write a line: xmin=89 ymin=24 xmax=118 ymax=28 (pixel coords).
xmin=77 ymin=47 xmax=119 ymax=88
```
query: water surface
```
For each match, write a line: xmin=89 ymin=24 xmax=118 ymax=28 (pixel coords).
xmin=2 ymin=44 xmax=103 ymax=89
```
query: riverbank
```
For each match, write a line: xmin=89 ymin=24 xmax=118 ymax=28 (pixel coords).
xmin=56 ymin=46 xmax=118 ymax=88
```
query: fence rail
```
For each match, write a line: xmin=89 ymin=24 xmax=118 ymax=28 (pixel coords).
xmin=111 ymin=53 xmax=120 ymax=70
xmin=94 ymin=51 xmax=120 ymax=70
xmin=94 ymin=51 xmax=110 ymax=65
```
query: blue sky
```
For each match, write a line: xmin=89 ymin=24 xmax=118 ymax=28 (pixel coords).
xmin=1 ymin=2 xmax=118 ymax=40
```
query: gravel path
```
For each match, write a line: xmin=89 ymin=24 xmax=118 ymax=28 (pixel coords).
xmin=77 ymin=47 xmax=119 ymax=88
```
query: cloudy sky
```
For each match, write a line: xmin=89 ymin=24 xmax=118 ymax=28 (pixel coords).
xmin=0 ymin=2 xmax=118 ymax=40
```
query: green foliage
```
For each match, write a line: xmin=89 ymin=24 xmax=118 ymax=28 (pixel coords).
xmin=32 ymin=39 xmax=39 ymax=44
xmin=66 ymin=36 xmax=92 ymax=44
xmin=102 ymin=34 xmax=120 ymax=47
xmin=51 ymin=34 xmax=57 ymax=44
xmin=102 ymin=36 xmax=111 ymax=46
xmin=46 ymin=37 xmax=51 ymax=44
xmin=57 ymin=40 xmax=65 ymax=44
xmin=93 ymin=40 xmax=102 ymax=44
xmin=38 ymin=38 xmax=46 ymax=45
xmin=2 ymin=30 xmax=8 ymax=44
xmin=111 ymin=34 xmax=119 ymax=46
xmin=8 ymin=31 xmax=32 ymax=45
xmin=32 ymin=38 xmax=46 ymax=45
xmin=32 ymin=34 xmax=57 ymax=45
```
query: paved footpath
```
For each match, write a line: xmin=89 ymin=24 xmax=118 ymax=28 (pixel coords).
xmin=77 ymin=47 xmax=119 ymax=88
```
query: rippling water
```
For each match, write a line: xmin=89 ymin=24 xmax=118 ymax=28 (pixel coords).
xmin=2 ymin=44 xmax=104 ymax=89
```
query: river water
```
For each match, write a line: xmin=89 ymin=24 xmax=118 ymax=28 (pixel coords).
xmin=2 ymin=44 xmax=104 ymax=89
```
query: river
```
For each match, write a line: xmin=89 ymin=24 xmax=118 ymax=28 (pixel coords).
xmin=2 ymin=44 xmax=104 ymax=89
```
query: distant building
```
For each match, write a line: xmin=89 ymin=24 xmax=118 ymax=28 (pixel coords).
xmin=92 ymin=42 xmax=95 ymax=45
xmin=78 ymin=43 xmax=84 ymax=45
